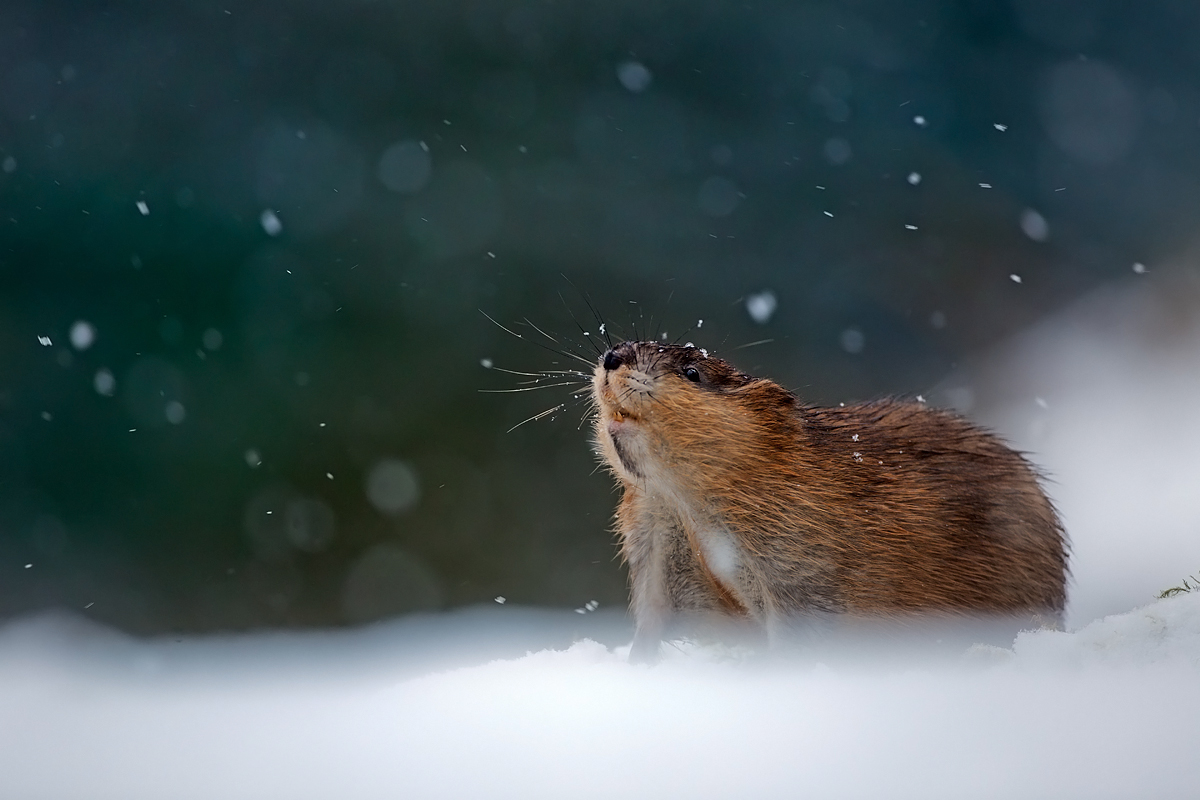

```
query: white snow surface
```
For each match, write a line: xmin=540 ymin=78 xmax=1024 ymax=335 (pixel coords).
xmin=0 ymin=597 xmax=1198 ymax=799
xmin=4 ymin=270 xmax=1200 ymax=798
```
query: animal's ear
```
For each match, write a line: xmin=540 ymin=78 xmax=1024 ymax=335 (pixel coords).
xmin=736 ymin=379 xmax=798 ymax=410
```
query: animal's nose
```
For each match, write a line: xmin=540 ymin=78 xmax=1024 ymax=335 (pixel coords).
xmin=602 ymin=349 xmax=623 ymax=371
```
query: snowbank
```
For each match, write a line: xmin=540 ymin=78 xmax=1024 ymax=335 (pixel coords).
xmin=0 ymin=594 xmax=1197 ymax=800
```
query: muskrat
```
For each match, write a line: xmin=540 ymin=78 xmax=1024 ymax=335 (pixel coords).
xmin=591 ymin=340 xmax=1068 ymax=662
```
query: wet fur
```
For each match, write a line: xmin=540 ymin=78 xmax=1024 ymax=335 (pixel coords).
xmin=592 ymin=341 xmax=1068 ymax=662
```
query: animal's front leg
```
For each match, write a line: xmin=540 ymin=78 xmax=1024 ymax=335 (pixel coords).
xmin=621 ymin=505 xmax=680 ymax=664
xmin=626 ymin=539 xmax=670 ymax=664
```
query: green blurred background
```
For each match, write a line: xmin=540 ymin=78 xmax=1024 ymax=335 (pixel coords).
xmin=2 ymin=0 xmax=1196 ymax=633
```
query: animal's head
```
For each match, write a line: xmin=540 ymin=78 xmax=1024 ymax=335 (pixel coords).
xmin=591 ymin=341 xmax=798 ymax=488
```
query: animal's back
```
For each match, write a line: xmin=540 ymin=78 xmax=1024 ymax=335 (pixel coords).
xmin=796 ymin=400 xmax=1067 ymax=617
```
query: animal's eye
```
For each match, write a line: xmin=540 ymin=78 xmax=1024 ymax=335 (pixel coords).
xmin=683 ymin=366 xmax=701 ymax=383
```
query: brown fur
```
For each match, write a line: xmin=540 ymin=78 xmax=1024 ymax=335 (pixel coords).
xmin=592 ymin=341 xmax=1068 ymax=662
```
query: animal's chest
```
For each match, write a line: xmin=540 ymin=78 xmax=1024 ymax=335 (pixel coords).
xmin=629 ymin=495 xmax=743 ymax=583
xmin=622 ymin=494 xmax=744 ymax=590
xmin=690 ymin=523 xmax=741 ymax=585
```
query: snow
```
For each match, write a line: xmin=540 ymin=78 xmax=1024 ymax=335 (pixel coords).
xmin=365 ymin=459 xmax=420 ymax=514
xmin=69 ymin=320 xmax=96 ymax=350
xmin=745 ymin=290 xmax=777 ymax=324
xmin=1020 ymin=209 xmax=1049 ymax=242
xmin=616 ymin=61 xmax=652 ymax=93
xmin=377 ymin=141 xmax=432 ymax=194
xmin=0 ymin=596 xmax=1196 ymax=799
xmin=259 ymin=208 xmax=283 ymax=236
xmin=164 ymin=400 xmax=186 ymax=425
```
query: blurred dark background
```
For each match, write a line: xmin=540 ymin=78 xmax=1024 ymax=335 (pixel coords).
xmin=2 ymin=0 xmax=1197 ymax=633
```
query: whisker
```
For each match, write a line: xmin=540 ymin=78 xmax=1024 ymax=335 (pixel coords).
xmin=615 ymin=385 xmax=644 ymax=407
xmin=515 ymin=321 xmax=597 ymax=367
xmin=479 ymin=309 xmax=524 ymax=340
xmin=487 ymin=314 xmax=597 ymax=369
xmin=726 ymin=338 xmax=775 ymax=353
xmin=576 ymin=401 xmax=597 ymax=430
xmin=481 ymin=309 xmax=598 ymax=368
xmin=506 ymin=403 xmax=567 ymax=433
xmin=480 ymin=381 xmax=583 ymax=394
xmin=488 ymin=366 xmax=591 ymax=379
xmin=670 ymin=325 xmax=696 ymax=346
xmin=560 ymin=273 xmax=614 ymax=351
xmin=522 ymin=317 xmax=561 ymax=345
xmin=481 ymin=299 xmax=610 ymax=434
xmin=545 ymin=346 xmax=596 ymax=368
xmin=626 ymin=300 xmax=649 ymax=344
xmin=557 ymin=291 xmax=605 ymax=357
